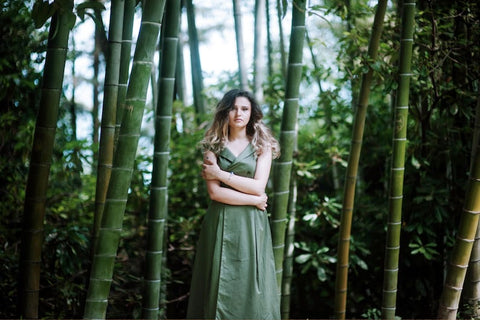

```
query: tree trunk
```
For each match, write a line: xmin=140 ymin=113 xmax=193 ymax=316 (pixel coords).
xmin=185 ymin=0 xmax=205 ymax=115
xmin=83 ymin=1 xmax=166 ymax=318
xmin=92 ymin=0 xmax=125 ymax=255
xmin=381 ymin=1 xmax=416 ymax=318
xmin=142 ymin=0 xmax=181 ymax=318
xmin=333 ymin=1 xmax=388 ymax=318
xmin=232 ymin=0 xmax=249 ymax=91
xmin=18 ymin=2 xmax=74 ymax=318
xmin=271 ymin=0 xmax=306 ymax=291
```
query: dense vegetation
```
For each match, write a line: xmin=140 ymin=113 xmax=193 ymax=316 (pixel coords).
xmin=1 ymin=0 xmax=479 ymax=319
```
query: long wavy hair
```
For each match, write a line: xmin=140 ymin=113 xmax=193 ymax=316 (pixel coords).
xmin=201 ymin=89 xmax=280 ymax=158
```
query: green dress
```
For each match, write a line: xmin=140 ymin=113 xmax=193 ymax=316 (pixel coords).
xmin=187 ymin=144 xmax=280 ymax=320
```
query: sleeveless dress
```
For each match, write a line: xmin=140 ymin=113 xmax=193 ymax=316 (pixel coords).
xmin=186 ymin=144 xmax=280 ymax=320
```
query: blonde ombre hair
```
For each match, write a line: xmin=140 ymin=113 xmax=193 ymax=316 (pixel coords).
xmin=201 ymin=89 xmax=280 ymax=159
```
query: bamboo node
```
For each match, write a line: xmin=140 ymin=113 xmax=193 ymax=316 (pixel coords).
xmin=150 ymin=186 xmax=167 ymax=191
xmin=445 ymin=283 xmax=464 ymax=291
xmin=147 ymin=250 xmax=163 ymax=255
xmin=463 ymin=208 xmax=480 ymax=214
xmin=455 ymin=234 xmax=475 ymax=242
xmin=275 ymin=161 xmax=293 ymax=166
xmin=382 ymin=289 xmax=398 ymax=294
xmin=387 ymin=221 xmax=402 ymax=225
xmin=439 ymin=303 xmax=459 ymax=310
xmin=382 ymin=306 xmax=396 ymax=310
xmin=90 ymin=278 xmax=112 ymax=282
xmin=143 ymin=307 xmax=160 ymax=311
xmin=85 ymin=298 xmax=108 ymax=302
xmin=144 ymin=279 xmax=161 ymax=283
xmin=448 ymin=261 xmax=469 ymax=269
xmin=384 ymin=268 xmax=399 ymax=272
xmin=386 ymin=245 xmax=400 ymax=250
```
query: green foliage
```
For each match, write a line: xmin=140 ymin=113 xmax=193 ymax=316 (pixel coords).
xmin=361 ymin=307 xmax=381 ymax=319
xmin=32 ymin=0 xmax=76 ymax=30
xmin=0 ymin=1 xmax=45 ymax=315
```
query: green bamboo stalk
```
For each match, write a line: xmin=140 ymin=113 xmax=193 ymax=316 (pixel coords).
xmin=333 ymin=1 xmax=388 ymax=318
xmin=92 ymin=0 xmax=125 ymax=253
xmin=83 ymin=1 xmax=166 ymax=318
xmin=275 ymin=0 xmax=287 ymax=78
xmin=253 ymin=0 xmax=266 ymax=101
xmin=381 ymin=1 xmax=416 ymax=318
xmin=464 ymin=96 xmax=480 ymax=316
xmin=438 ymin=123 xmax=480 ymax=319
xmin=18 ymin=2 xmax=74 ymax=318
xmin=175 ymin=30 xmax=187 ymax=103
xmin=232 ymin=0 xmax=248 ymax=91
xmin=114 ymin=0 xmax=136 ymax=147
xmin=185 ymin=0 xmax=205 ymax=114
xmin=266 ymin=0 xmax=273 ymax=79
xmin=92 ymin=1 xmax=107 ymax=152
xmin=281 ymin=150 xmax=298 ymax=319
xmin=271 ymin=0 xmax=306 ymax=292
xmin=142 ymin=0 xmax=181 ymax=318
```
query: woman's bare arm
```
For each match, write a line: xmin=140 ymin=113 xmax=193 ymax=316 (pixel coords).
xmin=202 ymin=148 xmax=272 ymax=196
xmin=205 ymin=178 xmax=268 ymax=210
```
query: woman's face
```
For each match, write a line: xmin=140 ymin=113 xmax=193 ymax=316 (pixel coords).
xmin=228 ymin=96 xmax=252 ymax=131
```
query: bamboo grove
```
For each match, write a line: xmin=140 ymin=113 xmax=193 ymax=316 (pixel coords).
xmin=1 ymin=0 xmax=480 ymax=319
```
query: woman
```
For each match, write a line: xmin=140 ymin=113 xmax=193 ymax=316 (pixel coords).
xmin=186 ymin=89 xmax=281 ymax=319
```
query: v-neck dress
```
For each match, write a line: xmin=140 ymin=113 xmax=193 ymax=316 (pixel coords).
xmin=186 ymin=144 xmax=280 ymax=320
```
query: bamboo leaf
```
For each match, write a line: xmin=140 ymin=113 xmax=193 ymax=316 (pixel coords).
xmin=295 ymin=253 xmax=312 ymax=264
xmin=32 ymin=0 xmax=55 ymax=28
xmin=76 ymin=1 xmax=106 ymax=21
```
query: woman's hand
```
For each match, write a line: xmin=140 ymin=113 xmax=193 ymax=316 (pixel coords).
xmin=202 ymin=154 xmax=221 ymax=180
xmin=255 ymin=193 xmax=268 ymax=211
